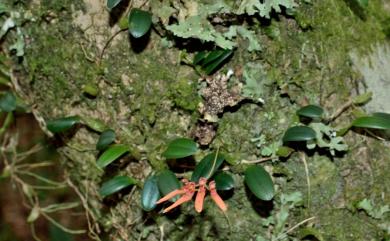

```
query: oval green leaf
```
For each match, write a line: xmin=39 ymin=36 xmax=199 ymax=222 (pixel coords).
xmin=191 ymin=152 xmax=224 ymax=182
xmin=107 ymin=0 xmax=122 ymax=10
xmin=157 ymin=170 xmax=182 ymax=202
xmin=352 ymin=115 xmax=390 ymax=130
xmin=214 ymin=172 xmax=234 ymax=191
xmin=296 ymin=105 xmax=324 ymax=119
xmin=202 ymin=50 xmax=225 ymax=67
xmin=128 ymin=8 xmax=152 ymax=38
xmin=96 ymin=144 xmax=129 ymax=168
xmin=46 ymin=116 xmax=80 ymax=133
xmin=193 ymin=51 xmax=207 ymax=65
xmin=96 ymin=129 xmax=116 ymax=151
xmin=162 ymin=138 xmax=198 ymax=159
xmin=141 ymin=175 xmax=160 ymax=211
xmin=244 ymin=165 xmax=274 ymax=201
xmin=0 ymin=91 xmax=16 ymax=112
xmin=282 ymin=126 xmax=316 ymax=143
xmin=99 ymin=175 xmax=136 ymax=197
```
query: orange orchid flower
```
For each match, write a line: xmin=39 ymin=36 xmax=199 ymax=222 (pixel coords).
xmin=194 ymin=177 xmax=207 ymax=213
xmin=157 ymin=181 xmax=196 ymax=213
xmin=209 ymin=180 xmax=227 ymax=212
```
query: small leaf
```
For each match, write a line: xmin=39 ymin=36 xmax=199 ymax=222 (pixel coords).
xmin=162 ymin=138 xmax=198 ymax=159
xmin=141 ymin=175 xmax=160 ymax=211
xmin=46 ymin=116 xmax=80 ymax=133
xmin=107 ymin=0 xmax=122 ymax=10
xmin=276 ymin=146 xmax=294 ymax=158
xmin=0 ymin=91 xmax=16 ymax=112
xmin=96 ymin=129 xmax=116 ymax=151
xmin=357 ymin=0 xmax=368 ymax=8
xmin=352 ymin=115 xmax=390 ymax=130
xmin=202 ymin=50 xmax=225 ymax=67
xmin=214 ymin=172 xmax=234 ymax=191
xmin=298 ymin=227 xmax=325 ymax=241
xmin=27 ymin=206 xmax=40 ymax=223
xmin=203 ymin=49 xmax=233 ymax=75
xmin=244 ymin=165 xmax=274 ymax=201
xmin=99 ymin=175 xmax=137 ymax=197
xmin=282 ymin=126 xmax=316 ymax=142
xmin=296 ymin=104 xmax=324 ymax=119
xmin=83 ymin=83 xmax=99 ymax=97
xmin=128 ymin=8 xmax=152 ymax=38
xmin=191 ymin=152 xmax=224 ymax=182
xmin=80 ymin=116 xmax=108 ymax=132
xmin=352 ymin=92 xmax=372 ymax=105
xmin=96 ymin=144 xmax=129 ymax=168
xmin=157 ymin=170 xmax=182 ymax=202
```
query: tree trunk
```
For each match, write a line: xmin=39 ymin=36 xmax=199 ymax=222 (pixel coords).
xmin=5 ymin=0 xmax=390 ymax=240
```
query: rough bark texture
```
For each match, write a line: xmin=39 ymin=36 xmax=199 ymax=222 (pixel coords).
xmin=5 ymin=0 xmax=390 ymax=240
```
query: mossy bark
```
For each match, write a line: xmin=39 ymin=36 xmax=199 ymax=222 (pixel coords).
xmin=7 ymin=0 xmax=390 ymax=240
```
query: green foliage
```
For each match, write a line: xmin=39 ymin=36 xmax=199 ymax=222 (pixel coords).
xmin=80 ymin=116 xmax=108 ymax=132
xmin=96 ymin=129 xmax=116 ymax=151
xmin=99 ymin=175 xmax=137 ymax=197
xmin=356 ymin=198 xmax=390 ymax=220
xmin=0 ymin=91 xmax=16 ymax=112
xmin=237 ymin=0 xmax=297 ymax=17
xmin=128 ymin=8 xmax=152 ymax=38
xmin=193 ymin=49 xmax=234 ymax=75
xmin=96 ymin=144 xmax=129 ymax=168
xmin=214 ymin=172 xmax=234 ymax=191
xmin=282 ymin=126 xmax=316 ymax=142
xmin=241 ymin=62 xmax=267 ymax=102
xmin=190 ymin=152 xmax=225 ymax=182
xmin=46 ymin=116 xmax=80 ymax=133
xmin=162 ymin=138 xmax=198 ymax=159
xmin=244 ymin=165 xmax=275 ymax=201
xmin=296 ymin=104 xmax=324 ymax=119
xmin=308 ymin=122 xmax=348 ymax=155
xmin=141 ymin=175 xmax=160 ymax=211
xmin=106 ymin=0 xmax=122 ymax=10
xmin=157 ymin=170 xmax=182 ymax=202
xmin=352 ymin=114 xmax=390 ymax=130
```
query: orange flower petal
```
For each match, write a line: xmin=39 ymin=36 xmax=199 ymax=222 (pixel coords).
xmin=209 ymin=181 xmax=227 ymax=212
xmin=163 ymin=183 xmax=196 ymax=213
xmin=156 ymin=189 xmax=186 ymax=204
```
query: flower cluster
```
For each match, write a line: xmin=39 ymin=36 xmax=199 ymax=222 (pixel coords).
xmin=156 ymin=177 xmax=227 ymax=213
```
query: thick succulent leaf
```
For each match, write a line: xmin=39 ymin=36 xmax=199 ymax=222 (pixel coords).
xmin=352 ymin=115 xmax=390 ymax=130
xmin=162 ymin=138 xmax=198 ymax=159
xmin=96 ymin=144 xmax=129 ymax=168
xmin=141 ymin=175 xmax=160 ymax=211
xmin=157 ymin=170 xmax=182 ymax=202
xmin=296 ymin=105 xmax=324 ymax=119
xmin=0 ymin=91 xmax=16 ymax=112
xmin=282 ymin=126 xmax=316 ymax=142
xmin=96 ymin=129 xmax=116 ymax=151
xmin=244 ymin=165 xmax=274 ymax=201
xmin=214 ymin=172 xmax=234 ymax=191
xmin=191 ymin=152 xmax=224 ymax=182
xmin=99 ymin=175 xmax=136 ymax=197
xmin=128 ymin=8 xmax=152 ymax=38
xmin=46 ymin=116 xmax=80 ymax=133
xmin=107 ymin=0 xmax=122 ymax=10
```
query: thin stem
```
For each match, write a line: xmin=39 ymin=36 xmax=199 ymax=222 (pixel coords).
xmin=41 ymin=212 xmax=86 ymax=234
xmin=300 ymin=152 xmax=311 ymax=209
xmin=327 ymin=99 xmax=353 ymax=122
xmin=206 ymin=147 xmax=220 ymax=180
xmin=241 ymin=156 xmax=275 ymax=164
xmin=275 ymin=216 xmax=316 ymax=240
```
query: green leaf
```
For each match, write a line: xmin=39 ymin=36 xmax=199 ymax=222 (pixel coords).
xmin=128 ymin=8 xmax=152 ymax=38
xmin=202 ymin=50 xmax=225 ymax=67
xmin=298 ymin=227 xmax=325 ymax=241
xmin=99 ymin=175 xmax=137 ymax=197
xmin=162 ymin=138 xmax=198 ymax=159
xmin=107 ymin=0 xmax=122 ymax=10
xmin=244 ymin=165 xmax=274 ymax=201
xmin=141 ymin=175 xmax=160 ymax=211
xmin=276 ymin=146 xmax=294 ymax=158
xmin=193 ymin=51 xmax=207 ymax=65
xmin=357 ymin=0 xmax=368 ymax=8
xmin=352 ymin=115 xmax=390 ymax=130
xmin=46 ymin=116 xmax=80 ymax=133
xmin=191 ymin=152 xmax=224 ymax=182
xmin=214 ymin=172 xmax=234 ymax=191
xmin=352 ymin=92 xmax=372 ymax=105
xmin=27 ymin=206 xmax=40 ymax=223
xmin=80 ymin=116 xmax=108 ymax=132
xmin=373 ymin=112 xmax=390 ymax=120
xmin=96 ymin=129 xmax=116 ymax=151
xmin=0 ymin=91 xmax=16 ymax=112
xmin=203 ymin=49 xmax=233 ymax=75
xmin=296 ymin=104 xmax=324 ymax=119
xmin=157 ymin=170 xmax=182 ymax=202
xmin=96 ymin=144 xmax=129 ymax=168
xmin=282 ymin=126 xmax=316 ymax=142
